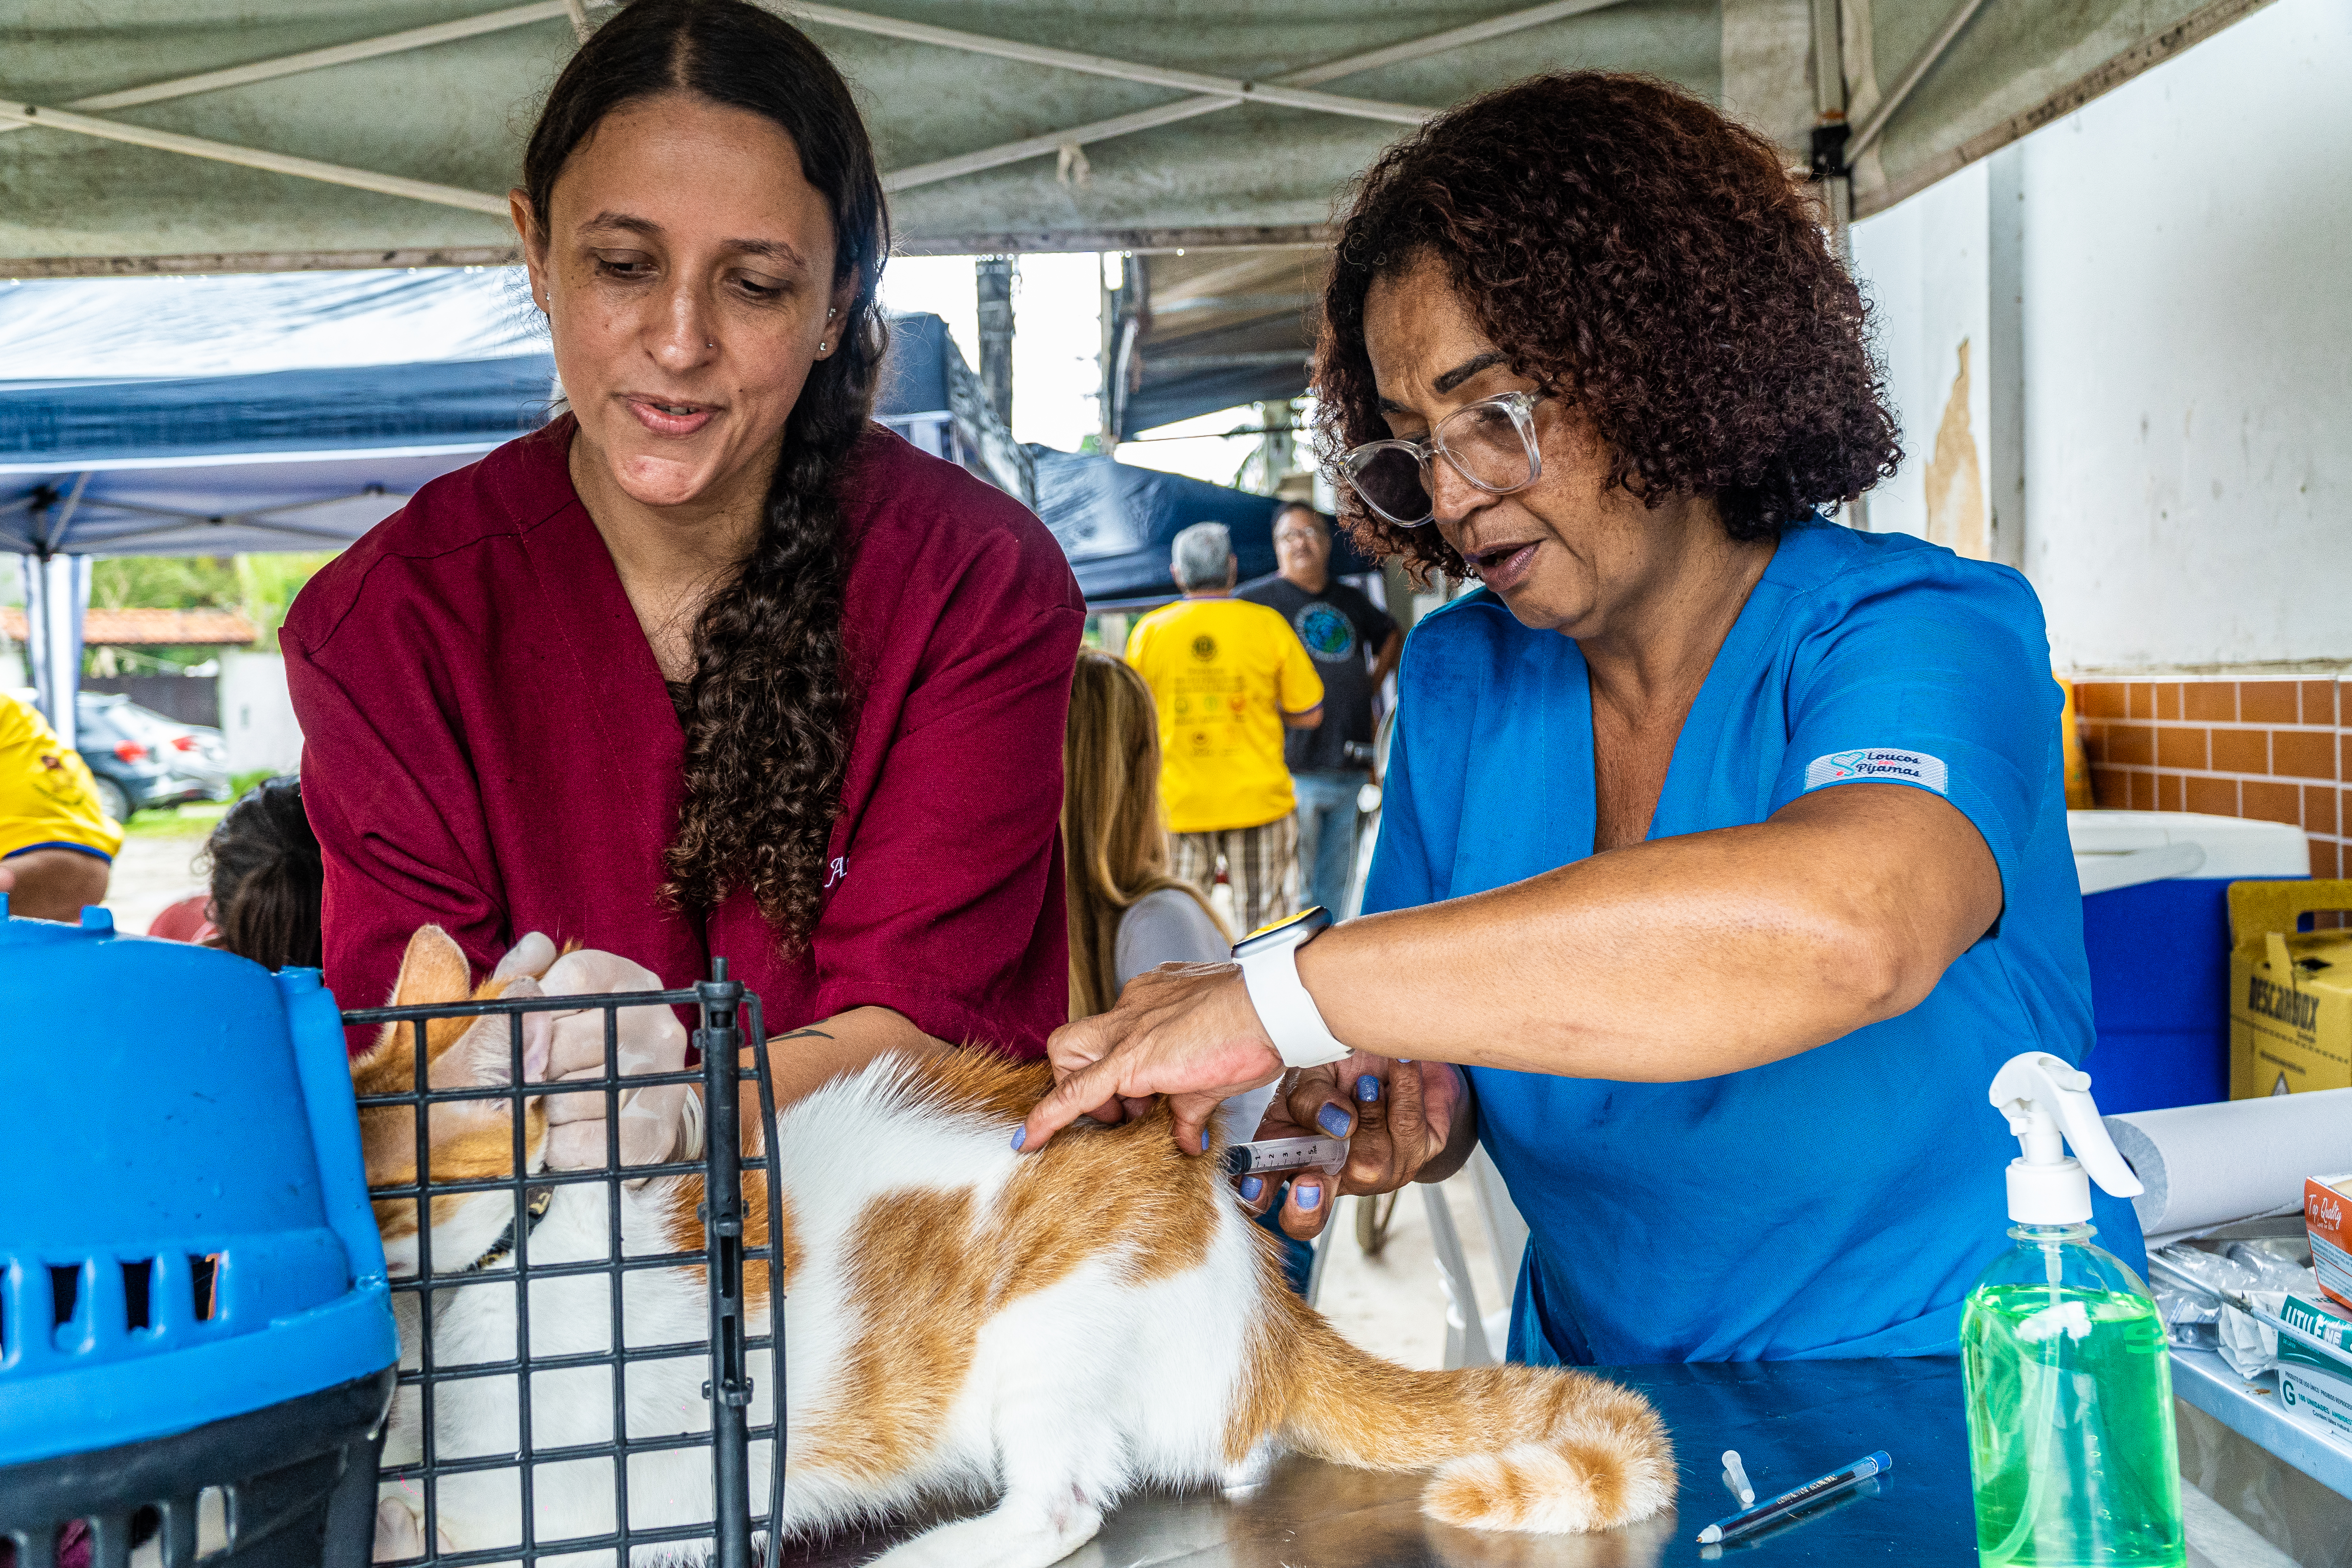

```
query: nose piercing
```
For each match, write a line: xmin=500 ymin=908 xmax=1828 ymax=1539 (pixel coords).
xmin=706 ymin=340 xmax=715 ymax=349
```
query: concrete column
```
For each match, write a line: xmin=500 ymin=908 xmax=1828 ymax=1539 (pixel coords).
xmin=975 ymin=256 xmax=1015 ymax=431
xmin=1255 ymin=399 xmax=1296 ymax=492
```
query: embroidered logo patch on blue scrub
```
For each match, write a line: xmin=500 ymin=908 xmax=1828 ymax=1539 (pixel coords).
xmin=1804 ymin=748 xmax=1950 ymax=793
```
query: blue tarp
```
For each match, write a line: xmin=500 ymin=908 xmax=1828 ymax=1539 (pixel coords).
xmin=1032 ymin=446 xmax=1371 ymax=605
xmin=0 ymin=269 xmax=1318 ymax=605
xmin=0 ymin=269 xmax=975 ymax=556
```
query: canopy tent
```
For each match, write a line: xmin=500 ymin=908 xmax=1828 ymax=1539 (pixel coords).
xmin=0 ymin=266 xmax=1022 ymax=742
xmin=0 ymin=0 xmax=2273 ymax=275
xmin=1032 ymin=446 xmax=1373 ymax=607
xmin=1105 ymin=249 xmax=1332 ymax=441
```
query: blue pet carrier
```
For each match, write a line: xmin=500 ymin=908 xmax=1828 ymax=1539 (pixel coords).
xmin=0 ymin=904 xmax=399 ymax=1568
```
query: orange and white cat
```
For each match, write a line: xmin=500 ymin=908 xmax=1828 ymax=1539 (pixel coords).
xmin=357 ymin=926 xmax=1674 ymax=1568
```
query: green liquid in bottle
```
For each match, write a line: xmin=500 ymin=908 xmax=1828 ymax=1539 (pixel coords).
xmin=1961 ymin=1226 xmax=2184 ymax=1568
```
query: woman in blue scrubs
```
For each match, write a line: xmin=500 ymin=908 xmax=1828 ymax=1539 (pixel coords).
xmin=1020 ymin=70 xmax=2146 ymax=1365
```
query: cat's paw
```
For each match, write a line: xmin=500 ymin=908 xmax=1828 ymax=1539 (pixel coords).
xmin=867 ymin=1504 xmax=1106 ymax=1568
xmin=1219 ymin=1439 xmax=1278 ymax=1493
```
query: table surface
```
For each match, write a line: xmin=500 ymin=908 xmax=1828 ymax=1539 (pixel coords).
xmin=780 ymin=1356 xmax=1976 ymax=1567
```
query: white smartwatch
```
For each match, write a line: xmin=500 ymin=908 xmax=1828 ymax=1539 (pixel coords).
xmin=1232 ymin=906 xmax=1349 ymax=1069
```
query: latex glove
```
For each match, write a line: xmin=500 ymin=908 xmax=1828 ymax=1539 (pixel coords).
xmin=527 ymin=946 xmax=694 ymax=1177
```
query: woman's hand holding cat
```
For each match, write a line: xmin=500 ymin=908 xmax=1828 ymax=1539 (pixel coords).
xmin=1237 ymin=1056 xmax=1476 ymax=1240
xmin=516 ymin=945 xmax=693 ymax=1180
xmin=1023 ymin=961 xmax=1285 ymax=1156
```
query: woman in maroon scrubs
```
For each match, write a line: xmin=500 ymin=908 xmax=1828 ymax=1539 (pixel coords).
xmin=284 ymin=0 xmax=1084 ymax=1161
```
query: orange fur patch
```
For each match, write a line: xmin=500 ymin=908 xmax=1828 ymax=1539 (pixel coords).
xmin=789 ymin=1051 xmax=1223 ymax=1478
xmin=354 ymin=926 xmax=545 ymax=1239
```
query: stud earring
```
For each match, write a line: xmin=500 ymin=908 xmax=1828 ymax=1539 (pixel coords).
xmin=818 ymin=340 xmax=828 ymax=353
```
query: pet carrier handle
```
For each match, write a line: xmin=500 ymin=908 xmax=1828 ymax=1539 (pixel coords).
xmin=696 ymin=960 xmax=754 ymax=1568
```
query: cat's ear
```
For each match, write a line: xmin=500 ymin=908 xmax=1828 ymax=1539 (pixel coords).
xmin=387 ymin=926 xmax=473 ymax=1009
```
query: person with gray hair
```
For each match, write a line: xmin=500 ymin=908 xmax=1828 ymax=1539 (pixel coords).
xmin=1123 ymin=517 xmax=1326 ymax=933
xmin=1170 ymin=520 xmax=1235 ymax=591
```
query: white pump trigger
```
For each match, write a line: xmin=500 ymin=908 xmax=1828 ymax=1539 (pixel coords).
xmin=1986 ymin=1051 xmax=2143 ymax=1224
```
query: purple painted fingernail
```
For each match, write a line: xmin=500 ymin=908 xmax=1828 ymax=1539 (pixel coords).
xmin=1200 ymin=1129 xmax=1211 ymax=1152
xmin=1010 ymin=1127 xmax=1026 ymax=1151
xmin=1356 ymin=1075 xmax=1381 ymax=1103
xmin=1239 ymin=1176 xmax=1264 ymax=1203
xmin=1316 ymin=1103 xmax=1352 ymax=1138
xmin=1296 ymin=1183 xmax=1323 ymax=1212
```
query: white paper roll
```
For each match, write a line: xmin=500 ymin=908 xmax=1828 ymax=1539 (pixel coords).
xmin=2105 ymin=1090 xmax=2352 ymax=1242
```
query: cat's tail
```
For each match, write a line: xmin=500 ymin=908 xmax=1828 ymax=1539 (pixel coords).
xmin=1262 ymin=1284 xmax=1676 ymax=1533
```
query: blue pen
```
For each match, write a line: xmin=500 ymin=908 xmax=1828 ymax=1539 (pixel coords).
xmin=1695 ymin=1450 xmax=1891 ymax=1544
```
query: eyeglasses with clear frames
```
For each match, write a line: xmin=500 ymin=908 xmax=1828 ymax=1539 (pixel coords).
xmin=1339 ymin=389 xmax=1548 ymax=528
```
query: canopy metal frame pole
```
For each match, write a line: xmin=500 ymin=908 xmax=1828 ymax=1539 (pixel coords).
xmin=0 ymin=0 xmax=606 ymax=139
xmin=789 ymin=2 xmax=1430 ymax=126
xmin=883 ymin=0 xmax=1632 ymax=193
xmin=0 ymin=0 xmax=1435 ymax=217
xmin=1807 ymin=0 xmax=1871 ymax=531
xmin=1807 ymin=0 xmax=1853 ymax=260
xmin=7 ymin=488 xmax=403 ymax=552
xmin=0 ymin=0 xmax=1612 ymax=210
xmin=21 ymin=554 xmax=90 ymax=746
xmin=1847 ymin=0 xmax=1995 ymax=162
xmin=17 ymin=476 xmax=91 ymax=746
xmin=0 ymin=100 xmax=510 ymax=215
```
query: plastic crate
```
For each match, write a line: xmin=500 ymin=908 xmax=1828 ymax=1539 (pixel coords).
xmin=0 ymin=904 xmax=398 ymax=1568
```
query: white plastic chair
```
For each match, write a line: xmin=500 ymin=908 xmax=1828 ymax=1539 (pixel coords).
xmin=1426 ymin=1147 xmax=1527 ymax=1369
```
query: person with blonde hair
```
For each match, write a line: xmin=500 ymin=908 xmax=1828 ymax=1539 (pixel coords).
xmin=1065 ymin=646 xmax=1309 ymax=1287
xmin=1063 ymin=648 xmax=1228 ymax=1020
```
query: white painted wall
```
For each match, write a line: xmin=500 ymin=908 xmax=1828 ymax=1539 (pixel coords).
xmin=1850 ymin=158 xmax=1993 ymax=556
xmin=0 ymin=640 xmax=23 ymax=692
xmin=1850 ymin=0 xmax=2352 ymax=673
xmin=219 ymin=649 xmax=303 ymax=775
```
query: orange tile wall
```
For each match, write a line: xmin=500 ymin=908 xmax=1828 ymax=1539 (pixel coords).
xmin=2075 ymin=679 xmax=2348 ymax=878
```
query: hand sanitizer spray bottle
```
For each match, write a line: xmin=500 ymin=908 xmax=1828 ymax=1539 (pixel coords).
xmin=1963 ymin=1052 xmax=2183 ymax=1567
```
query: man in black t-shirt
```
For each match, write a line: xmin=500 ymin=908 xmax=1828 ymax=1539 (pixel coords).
xmin=1238 ymin=502 xmax=1401 ymax=917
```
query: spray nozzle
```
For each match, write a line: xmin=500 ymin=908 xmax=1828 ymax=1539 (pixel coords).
xmin=1987 ymin=1051 xmax=2143 ymax=1224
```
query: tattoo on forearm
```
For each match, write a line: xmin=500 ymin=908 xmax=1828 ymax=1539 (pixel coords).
xmin=771 ymin=1028 xmax=835 ymax=1044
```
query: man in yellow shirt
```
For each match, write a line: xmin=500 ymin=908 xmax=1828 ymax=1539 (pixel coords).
xmin=1125 ymin=522 xmax=1324 ymax=934
xmin=0 ymin=692 xmax=120 ymax=922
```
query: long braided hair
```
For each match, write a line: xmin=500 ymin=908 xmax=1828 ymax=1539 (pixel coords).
xmin=521 ymin=0 xmax=889 ymax=944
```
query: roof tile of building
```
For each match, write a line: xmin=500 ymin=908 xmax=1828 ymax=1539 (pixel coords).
xmin=0 ymin=607 xmax=258 ymax=646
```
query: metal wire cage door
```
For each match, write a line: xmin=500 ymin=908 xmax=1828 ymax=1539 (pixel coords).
xmin=347 ymin=963 xmax=784 ymax=1568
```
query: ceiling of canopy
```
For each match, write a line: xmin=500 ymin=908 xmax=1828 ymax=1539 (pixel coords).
xmin=0 ymin=0 xmax=2270 ymax=276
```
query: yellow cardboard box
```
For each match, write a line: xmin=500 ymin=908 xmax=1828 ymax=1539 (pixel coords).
xmin=2230 ymin=881 xmax=2352 ymax=1099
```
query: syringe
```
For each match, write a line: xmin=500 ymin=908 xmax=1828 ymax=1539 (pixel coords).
xmin=1223 ymin=1134 xmax=1349 ymax=1178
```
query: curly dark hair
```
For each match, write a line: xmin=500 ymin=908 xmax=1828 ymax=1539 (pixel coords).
xmin=523 ymin=0 xmax=888 ymax=944
xmin=1316 ymin=71 xmax=1900 ymax=579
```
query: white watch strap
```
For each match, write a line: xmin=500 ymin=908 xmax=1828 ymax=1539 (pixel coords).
xmin=1239 ymin=940 xmax=1350 ymax=1069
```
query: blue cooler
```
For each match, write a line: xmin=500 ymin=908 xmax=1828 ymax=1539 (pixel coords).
xmin=0 ymin=903 xmax=398 ymax=1568
xmin=2072 ymin=810 xmax=2310 ymax=1113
